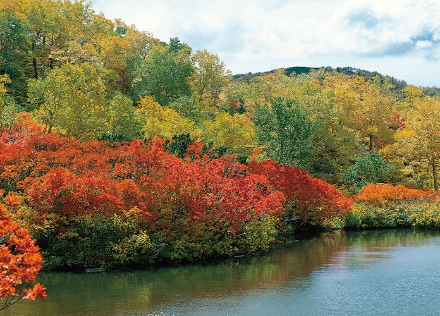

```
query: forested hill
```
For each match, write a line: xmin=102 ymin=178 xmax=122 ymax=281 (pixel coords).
xmin=234 ymin=66 xmax=440 ymax=94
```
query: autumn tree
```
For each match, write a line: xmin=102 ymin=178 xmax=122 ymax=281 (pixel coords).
xmin=202 ymin=112 xmax=257 ymax=157
xmin=0 ymin=201 xmax=46 ymax=311
xmin=392 ymin=96 xmax=440 ymax=190
xmin=189 ymin=49 xmax=232 ymax=106
xmin=326 ymin=73 xmax=395 ymax=151
xmin=28 ymin=62 xmax=108 ymax=139
xmin=136 ymin=96 xmax=199 ymax=140
xmin=246 ymin=69 xmax=297 ymax=105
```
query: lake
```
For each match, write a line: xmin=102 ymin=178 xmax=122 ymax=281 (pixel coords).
xmin=4 ymin=229 xmax=440 ymax=316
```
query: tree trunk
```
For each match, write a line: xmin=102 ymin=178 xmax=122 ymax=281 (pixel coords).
xmin=32 ymin=43 xmax=38 ymax=79
xmin=432 ymin=157 xmax=438 ymax=191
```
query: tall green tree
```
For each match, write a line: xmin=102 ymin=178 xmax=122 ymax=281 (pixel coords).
xmin=103 ymin=92 xmax=143 ymax=141
xmin=0 ymin=9 xmax=30 ymax=105
xmin=129 ymin=38 xmax=193 ymax=105
xmin=0 ymin=74 xmax=21 ymax=128
xmin=252 ymin=98 xmax=316 ymax=168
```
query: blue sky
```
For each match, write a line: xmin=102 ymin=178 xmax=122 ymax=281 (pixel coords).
xmin=91 ymin=0 xmax=440 ymax=87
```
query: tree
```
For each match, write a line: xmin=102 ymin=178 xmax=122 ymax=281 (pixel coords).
xmin=29 ymin=62 xmax=108 ymax=139
xmin=342 ymin=151 xmax=395 ymax=192
xmin=202 ymin=113 xmax=257 ymax=157
xmin=102 ymin=93 xmax=142 ymax=141
xmin=136 ymin=96 xmax=199 ymax=140
xmin=326 ymin=73 xmax=395 ymax=151
xmin=0 ymin=201 xmax=46 ymax=311
xmin=0 ymin=9 xmax=30 ymax=105
xmin=0 ymin=74 xmax=21 ymax=128
xmin=392 ymin=96 xmax=440 ymax=191
xmin=188 ymin=49 xmax=232 ymax=107
xmin=129 ymin=38 xmax=193 ymax=105
xmin=252 ymin=98 xmax=316 ymax=168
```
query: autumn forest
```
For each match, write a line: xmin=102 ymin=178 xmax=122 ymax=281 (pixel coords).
xmin=2 ymin=0 xmax=440 ymax=308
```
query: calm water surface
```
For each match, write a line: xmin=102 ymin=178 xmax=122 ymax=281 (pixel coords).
xmin=5 ymin=230 xmax=440 ymax=316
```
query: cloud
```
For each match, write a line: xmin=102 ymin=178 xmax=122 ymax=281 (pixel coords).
xmin=91 ymin=0 xmax=440 ymax=86
xmin=331 ymin=0 xmax=440 ymax=58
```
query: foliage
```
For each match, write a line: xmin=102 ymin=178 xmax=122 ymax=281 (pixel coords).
xmin=202 ymin=112 xmax=257 ymax=157
xmin=28 ymin=62 xmax=109 ymax=139
xmin=391 ymin=95 xmax=440 ymax=190
xmin=0 ymin=200 xmax=46 ymax=311
xmin=345 ymin=201 xmax=440 ymax=230
xmin=346 ymin=184 xmax=439 ymax=230
xmin=252 ymin=98 xmax=317 ymax=169
xmin=0 ymin=122 xmax=289 ymax=266
xmin=354 ymin=184 xmax=436 ymax=206
xmin=136 ymin=96 xmax=198 ymax=140
xmin=102 ymin=93 xmax=143 ymax=141
xmin=342 ymin=151 xmax=395 ymax=192
xmin=189 ymin=49 xmax=232 ymax=107
xmin=248 ymin=160 xmax=353 ymax=229
xmin=0 ymin=75 xmax=22 ymax=128
xmin=129 ymin=39 xmax=193 ymax=105
xmin=39 ymin=212 xmax=155 ymax=270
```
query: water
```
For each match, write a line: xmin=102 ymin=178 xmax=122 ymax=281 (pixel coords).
xmin=4 ymin=230 xmax=440 ymax=316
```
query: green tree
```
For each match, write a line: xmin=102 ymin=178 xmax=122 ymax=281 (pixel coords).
xmin=102 ymin=92 xmax=142 ymax=141
xmin=129 ymin=38 xmax=193 ymax=105
xmin=0 ymin=9 xmax=30 ymax=105
xmin=342 ymin=151 xmax=395 ymax=192
xmin=252 ymin=98 xmax=316 ymax=168
xmin=0 ymin=74 xmax=21 ymax=128
xmin=137 ymin=96 xmax=199 ymax=140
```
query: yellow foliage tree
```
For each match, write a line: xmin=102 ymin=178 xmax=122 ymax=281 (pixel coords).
xmin=202 ymin=113 xmax=257 ymax=157
xmin=29 ymin=62 xmax=108 ymax=139
xmin=137 ymin=96 xmax=199 ymax=140
xmin=392 ymin=96 xmax=440 ymax=190
xmin=325 ymin=73 xmax=395 ymax=150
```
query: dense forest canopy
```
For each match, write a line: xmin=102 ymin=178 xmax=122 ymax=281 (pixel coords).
xmin=1 ymin=0 xmax=440 ymax=193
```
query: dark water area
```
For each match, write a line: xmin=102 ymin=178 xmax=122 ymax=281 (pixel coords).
xmin=5 ymin=229 xmax=440 ymax=316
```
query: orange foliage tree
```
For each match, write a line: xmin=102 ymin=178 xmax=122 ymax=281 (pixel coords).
xmin=0 ymin=201 xmax=46 ymax=311
xmin=355 ymin=183 xmax=437 ymax=206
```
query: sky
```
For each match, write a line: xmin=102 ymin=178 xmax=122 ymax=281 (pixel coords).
xmin=91 ymin=0 xmax=440 ymax=87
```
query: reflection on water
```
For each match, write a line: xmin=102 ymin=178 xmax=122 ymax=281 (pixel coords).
xmin=4 ymin=230 xmax=440 ymax=316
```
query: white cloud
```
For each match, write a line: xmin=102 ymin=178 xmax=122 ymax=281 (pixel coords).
xmin=91 ymin=0 xmax=440 ymax=86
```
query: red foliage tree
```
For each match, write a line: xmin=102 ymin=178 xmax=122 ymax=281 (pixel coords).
xmin=0 ymin=202 xmax=46 ymax=311
xmin=248 ymin=160 xmax=353 ymax=227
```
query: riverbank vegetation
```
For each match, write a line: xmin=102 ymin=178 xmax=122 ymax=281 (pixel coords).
xmin=1 ymin=0 xmax=440 ymax=283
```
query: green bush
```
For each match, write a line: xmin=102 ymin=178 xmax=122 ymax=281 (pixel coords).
xmin=345 ymin=201 xmax=440 ymax=230
xmin=40 ymin=213 xmax=155 ymax=270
